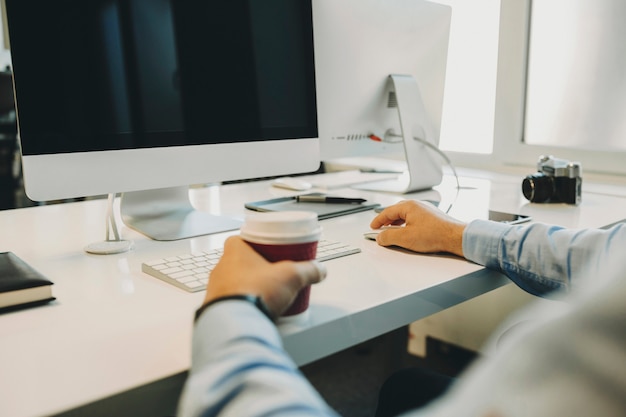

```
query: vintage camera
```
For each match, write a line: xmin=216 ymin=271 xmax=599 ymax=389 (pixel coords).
xmin=522 ymin=155 xmax=582 ymax=205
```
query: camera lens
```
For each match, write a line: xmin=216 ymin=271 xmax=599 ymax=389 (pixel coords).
xmin=522 ymin=173 xmax=555 ymax=203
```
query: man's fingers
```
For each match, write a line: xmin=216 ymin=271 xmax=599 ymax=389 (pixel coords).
xmin=293 ymin=260 xmax=327 ymax=286
xmin=371 ymin=210 xmax=401 ymax=229
xmin=224 ymin=235 xmax=256 ymax=255
xmin=376 ymin=228 xmax=405 ymax=247
xmin=370 ymin=200 xmax=413 ymax=229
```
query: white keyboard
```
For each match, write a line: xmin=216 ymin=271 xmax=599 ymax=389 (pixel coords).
xmin=142 ymin=239 xmax=361 ymax=292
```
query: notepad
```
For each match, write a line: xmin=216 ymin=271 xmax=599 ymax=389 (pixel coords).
xmin=245 ymin=193 xmax=380 ymax=219
xmin=0 ymin=252 xmax=55 ymax=313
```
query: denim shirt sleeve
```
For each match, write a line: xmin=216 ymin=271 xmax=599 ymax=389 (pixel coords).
xmin=177 ymin=300 xmax=338 ymax=417
xmin=462 ymin=219 xmax=626 ymax=297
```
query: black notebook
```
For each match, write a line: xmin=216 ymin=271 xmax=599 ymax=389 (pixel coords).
xmin=245 ymin=193 xmax=380 ymax=220
xmin=0 ymin=252 xmax=55 ymax=313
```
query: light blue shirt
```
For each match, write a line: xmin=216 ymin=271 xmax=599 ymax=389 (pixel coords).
xmin=178 ymin=300 xmax=339 ymax=417
xmin=463 ymin=220 xmax=623 ymax=296
xmin=178 ymin=220 xmax=626 ymax=417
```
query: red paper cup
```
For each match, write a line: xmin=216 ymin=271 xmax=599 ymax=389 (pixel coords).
xmin=240 ymin=211 xmax=321 ymax=316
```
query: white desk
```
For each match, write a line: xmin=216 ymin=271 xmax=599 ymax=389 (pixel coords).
xmin=2 ymin=168 xmax=626 ymax=417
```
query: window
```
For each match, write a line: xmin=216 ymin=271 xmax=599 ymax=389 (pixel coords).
xmin=494 ymin=0 xmax=626 ymax=175
xmin=434 ymin=0 xmax=500 ymax=155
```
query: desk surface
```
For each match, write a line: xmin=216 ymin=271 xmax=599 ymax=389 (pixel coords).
xmin=2 ymin=168 xmax=626 ymax=417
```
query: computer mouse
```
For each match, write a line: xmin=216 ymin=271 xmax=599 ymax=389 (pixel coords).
xmin=271 ymin=177 xmax=313 ymax=191
xmin=364 ymin=225 xmax=404 ymax=241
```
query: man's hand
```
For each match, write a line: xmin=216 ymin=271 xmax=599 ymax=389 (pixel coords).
xmin=370 ymin=200 xmax=466 ymax=257
xmin=203 ymin=236 xmax=327 ymax=317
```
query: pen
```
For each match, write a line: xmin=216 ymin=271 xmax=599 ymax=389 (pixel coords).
xmin=296 ymin=195 xmax=367 ymax=204
xmin=359 ymin=168 xmax=403 ymax=174
xmin=504 ymin=216 xmax=532 ymax=225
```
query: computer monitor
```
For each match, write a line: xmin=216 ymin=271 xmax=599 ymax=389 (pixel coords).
xmin=5 ymin=0 xmax=320 ymax=246
xmin=312 ymin=0 xmax=451 ymax=193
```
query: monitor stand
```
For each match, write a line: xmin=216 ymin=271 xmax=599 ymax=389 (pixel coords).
xmin=352 ymin=74 xmax=443 ymax=194
xmin=84 ymin=193 xmax=135 ymax=255
xmin=119 ymin=186 xmax=242 ymax=241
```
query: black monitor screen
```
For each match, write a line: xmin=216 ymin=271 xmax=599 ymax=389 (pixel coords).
xmin=7 ymin=0 xmax=317 ymax=155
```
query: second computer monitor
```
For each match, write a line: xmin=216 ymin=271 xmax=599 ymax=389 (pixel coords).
xmin=313 ymin=0 xmax=451 ymax=192
xmin=7 ymin=0 xmax=320 ymax=241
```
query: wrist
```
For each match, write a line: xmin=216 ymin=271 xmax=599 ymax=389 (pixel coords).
xmin=195 ymin=294 xmax=275 ymax=322
xmin=442 ymin=222 xmax=466 ymax=257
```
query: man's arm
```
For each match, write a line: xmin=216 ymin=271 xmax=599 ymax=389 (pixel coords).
xmin=371 ymin=200 xmax=626 ymax=296
xmin=177 ymin=236 xmax=336 ymax=417
xmin=178 ymin=301 xmax=338 ymax=417
xmin=463 ymin=219 xmax=625 ymax=295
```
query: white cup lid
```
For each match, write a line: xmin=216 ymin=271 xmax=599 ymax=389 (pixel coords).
xmin=240 ymin=211 xmax=321 ymax=244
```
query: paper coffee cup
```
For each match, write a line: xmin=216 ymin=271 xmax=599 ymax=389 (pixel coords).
xmin=240 ymin=211 xmax=321 ymax=316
